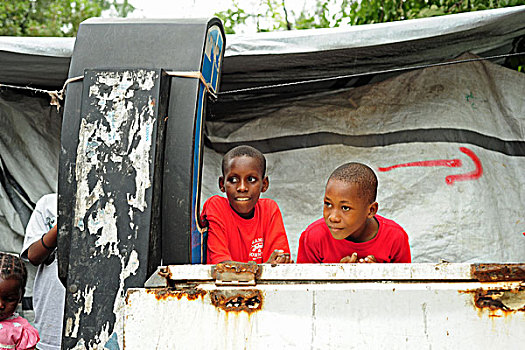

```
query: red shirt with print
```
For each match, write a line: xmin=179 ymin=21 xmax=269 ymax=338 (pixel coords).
xmin=297 ymin=215 xmax=411 ymax=263
xmin=202 ymin=195 xmax=291 ymax=264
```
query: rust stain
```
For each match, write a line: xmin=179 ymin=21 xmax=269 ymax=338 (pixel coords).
xmin=212 ymin=261 xmax=260 ymax=285
xmin=213 ymin=261 xmax=259 ymax=276
xmin=471 ymin=263 xmax=525 ymax=282
xmin=146 ymin=287 xmax=206 ymax=301
xmin=158 ymin=266 xmax=172 ymax=280
xmin=460 ymin=283 xmax=525 ymax=318
xmin=210 ymin=289 xmax=263 ymax=314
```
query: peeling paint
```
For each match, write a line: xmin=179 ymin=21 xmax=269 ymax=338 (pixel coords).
xmin=471 ymin=264 xmax=525 ymax=282
xmin=146 ymin=287 xmax=207 ymax=301
xmin=88 ymin=201 xmax=119 ymax=256
xmin=69 ymin=69 xmax=159 ymax=350
xmin=74 ymin=69 xmax=157 ymax=233
xmin=126 ymin=115 xmax=155 ymax=212
xmin=64 ymin=307 xmax=82 ymax=338
xmin=460 ymin=283 xmax=525 ymax=318
xmin=83 ymin=285 xmax=96 ymax=315
xmin=111 ymin=250 xmax=140 ymax=349
xmin=69 ymin=338 xmax=86 ymax=350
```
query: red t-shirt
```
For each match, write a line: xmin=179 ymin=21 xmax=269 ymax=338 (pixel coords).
xmin=201 ymin=195 xmax=291 ymax=264
xmin=297 ymin=215 xmax=411 ymax=263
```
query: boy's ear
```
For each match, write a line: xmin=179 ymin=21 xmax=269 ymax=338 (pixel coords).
xmin=218 ymin=176 xmax=225 ymax=192
xmin=261 ymin=176 xmax=269 ymax=193
xmin=368 ymin=202 xmax=378 ymax=218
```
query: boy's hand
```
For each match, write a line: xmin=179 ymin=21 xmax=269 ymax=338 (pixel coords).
xmin=340 ymin=252 xmax=358 ymax=263
xmin=266 ymin=249 xmax=294 ymax=264
xmin=359 ymin=255 xmax=377 ymax=263
xmin=340 ymin=253 xmax=377 ymax=263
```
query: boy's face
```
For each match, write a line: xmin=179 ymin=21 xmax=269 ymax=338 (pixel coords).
xmin=219 ymin=155 xmax=268 ymax=218
xmin=323 ymin=179 xmax=378 ymax=242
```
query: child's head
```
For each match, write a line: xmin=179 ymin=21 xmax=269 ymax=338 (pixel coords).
xmin=219 ymin=145 xmax=269 ymax=219
xmin=0 ymin=253 xmax=27 ymax=320
xmin=323 ymin=163 xmax=379 ymax=242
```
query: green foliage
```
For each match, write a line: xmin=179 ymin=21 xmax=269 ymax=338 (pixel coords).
xmin=216 ymin=0 xmax=525 ymax=32
xmin=215 ymin=1 xmax=249 ymax=34
xmin=215 ymin=0 xmax=525 ymax=72
xmin=0 ymin=0 xmax=134 ymax=37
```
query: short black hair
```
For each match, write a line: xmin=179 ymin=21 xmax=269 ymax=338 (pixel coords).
xmin=0 ymin=252 xmax=28 ymax=293
xmin=222 ymin=145 xmax=266 ymax=177
xmin=328 ymin=162 xmax=377 ymax=204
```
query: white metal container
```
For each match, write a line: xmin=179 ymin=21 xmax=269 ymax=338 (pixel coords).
xmin=124 ymin=263 xmax=525 ymax=349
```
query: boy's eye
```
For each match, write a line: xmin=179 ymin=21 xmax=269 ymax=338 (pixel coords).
xmin=324 ymin=201 xmax=332 ymax=208
xmin=228 ymin=177 xmax=239 ymax=184
xmin=342 ymin=206 xmax=351 ymax=211
xmin=248 ymin=176 xmax=257 ymax=183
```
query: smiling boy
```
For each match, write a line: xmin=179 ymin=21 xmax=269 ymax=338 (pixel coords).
xmin=201 ymin=145 xmax=292 ymax=264
xmin=297 ymin=162 xmax=411 ymax=263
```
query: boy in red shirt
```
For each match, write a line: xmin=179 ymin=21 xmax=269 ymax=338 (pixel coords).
xmin=202 ymin=145 xmax=292 ymax=264
xmin=297 ymin=162 xmax=411 ymax=263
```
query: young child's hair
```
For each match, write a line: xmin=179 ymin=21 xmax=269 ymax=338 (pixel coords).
xmin=329 ymin=162 xmax=378 ymax=204
xmin=0 ymin=252 xmax=28 ymax=292
xmin=221 ymin=145 xmax=267 ymax=177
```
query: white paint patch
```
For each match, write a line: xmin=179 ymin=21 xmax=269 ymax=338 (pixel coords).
xmin=126 ymin=114 xmax=155 ymax=212
xmin=71 ymin=70 xmax=158 ymax=349
xmin=83 ymin=285 xmax=96 ymax=315
xmin=112 ymin=249 xmax=141 ymax=349
xmin=74 ymin=119 xmax=104 ymax=229
xmin=69 ymin=307 xmax=82 ymax=338
xmin=94 ymin=322 xmax=111 ymax=349
xmin=88 ymin=201 xmax=119 ymax=257
xmin=64 ymin=317 xmax=73 ymax=338
xmin=69 ymin=338 xmax=87 ymax=350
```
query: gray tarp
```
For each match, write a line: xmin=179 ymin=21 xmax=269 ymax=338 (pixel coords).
xmin=1 ymin=6 xmax=524 ymax=262
xmin=202 ymin=54 xmax=525 ymax=262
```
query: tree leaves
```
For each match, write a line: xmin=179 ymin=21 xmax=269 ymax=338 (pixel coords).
xmin=0 ymin=0 xmax=134 ymax=37
xmin=215 ymin=0 xmax=525 ymax=33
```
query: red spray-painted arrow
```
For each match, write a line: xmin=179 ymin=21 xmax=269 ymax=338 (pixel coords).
xmin=378 ymin=147 xmax=483 ymax=185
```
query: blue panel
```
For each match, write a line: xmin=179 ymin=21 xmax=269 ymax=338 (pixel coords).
xmin=190 ymin=26 xmax=224 ymax=264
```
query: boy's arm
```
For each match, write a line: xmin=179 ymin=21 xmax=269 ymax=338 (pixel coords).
xmin=202 ymin=198 xmax=235 ymax=264
xmin=390 ymin=229 xmax=411 ymax=263
xmin=21 ymin=201 xmax=56 ymax=266
xmin=296 ymin=229 xmax=322 ymax=263
xmin=262 ymin=205 xmax=292 ymax=264
xmin=27 ymin=224 xmax=57 ymax=266
xmin=205 ymin=216 xmax=234 ymax=264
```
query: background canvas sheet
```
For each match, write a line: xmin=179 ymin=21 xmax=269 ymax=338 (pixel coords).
xmin=202 ymin=57 xmax=525 ymax=263
xmin=0 ymin=59 xmax=523 ymax=264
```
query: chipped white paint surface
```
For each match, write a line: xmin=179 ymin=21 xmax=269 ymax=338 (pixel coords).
xmin=89 ymin=201 xmax=119 ymax=256
xmin=112 ymin=249 xmax=140 ymax=347
xmin=74 ymin=69 xmax=157 ymax=235
xmin=64 ymin=285 xmax=98 ymax=340
xmin=150 ymin=263 xmax=475 ymax=285
xmin=68 ymin=69 xmax=158 ymax=350
xmin=124 ymin=280 xmax=525 ymax=349
xmin=82 ymin=285 xmax=95 ymax=315
xmin=64 ymin=304 xmax=81 ymax=338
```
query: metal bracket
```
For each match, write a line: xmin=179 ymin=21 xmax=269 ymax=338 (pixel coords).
xmin=212 ymin=261 xmax=259 ymax=286
xmin=144 ymin=266 xmax=170 ymax=288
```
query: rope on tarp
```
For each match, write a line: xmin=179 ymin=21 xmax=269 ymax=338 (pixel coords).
xmin=0 ymin=83 xmax=62 ymax=109
xmin=0 ymin=52 xmax=523 ymax=104
xmin=219 ymin=52 xmax=525 ymax=95
xmin=165 ymin=71 xmax=218 ymax=100
xmin=57 ymin=71 xmax=218 ymax=102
